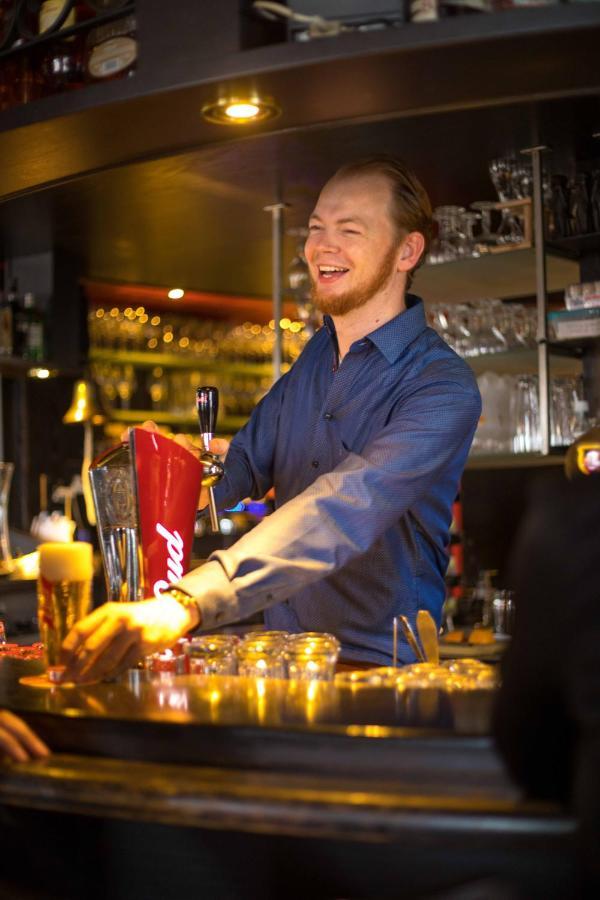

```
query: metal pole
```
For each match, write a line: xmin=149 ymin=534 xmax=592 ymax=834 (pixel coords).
xmin=521 ymin=145 xmax=550 ymax=456
xmin=264 ymin=202 xmax=288 ymax=383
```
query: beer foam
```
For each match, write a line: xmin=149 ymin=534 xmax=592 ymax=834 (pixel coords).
xmin=38 ymin=542 xmax=93 ymax=582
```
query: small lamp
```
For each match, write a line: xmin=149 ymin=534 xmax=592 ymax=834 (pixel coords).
xmin=63 ymin=380 xmax=105 ymax=527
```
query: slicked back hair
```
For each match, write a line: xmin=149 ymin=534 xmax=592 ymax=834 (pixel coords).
xmin=332 ymin=155 xmax=433 ymax=289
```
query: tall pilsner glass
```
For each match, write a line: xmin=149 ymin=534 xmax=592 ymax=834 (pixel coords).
xmin=37 ymin=542 xmax=93 ymax=670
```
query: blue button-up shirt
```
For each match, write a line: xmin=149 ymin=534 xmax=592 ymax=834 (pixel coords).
xmin=181 ymin=295 xmax=481 ymax=665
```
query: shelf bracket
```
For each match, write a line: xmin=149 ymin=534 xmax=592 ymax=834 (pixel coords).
xmin=521 ymin=145 xmax=551 ymax=455
xmin=264 ymin=202 xmax=290 ymax=384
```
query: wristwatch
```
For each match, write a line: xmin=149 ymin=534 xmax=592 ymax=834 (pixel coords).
xmin=160 ymin=586 xmax=203 ymax=628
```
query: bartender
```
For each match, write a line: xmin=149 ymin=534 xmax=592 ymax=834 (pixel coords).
xmin=61 ymin=155 xmax=481 ymax=683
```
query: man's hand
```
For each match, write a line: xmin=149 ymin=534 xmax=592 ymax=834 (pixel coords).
xmin=121 ymin=421 xmax=230 ymax=510
xmin=59 ymin=596 xmax=197 ymax=684
xmin=0 ymin=710 xmax=50 ymax=763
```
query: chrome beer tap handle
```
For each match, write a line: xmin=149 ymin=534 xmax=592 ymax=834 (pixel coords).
xmin=196 ymin=386 xmax=221 ymax=532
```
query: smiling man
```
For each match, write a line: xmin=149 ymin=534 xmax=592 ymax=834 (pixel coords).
xmin=61 ymin=156 xmax=481 ymax=682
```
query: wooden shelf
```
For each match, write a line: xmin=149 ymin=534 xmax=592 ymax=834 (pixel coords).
xmin=90 ymin=348 xmax=287 ymax=377
xmin=106 ymin=408 xmax=248 ymax=433
xmin=546 ymin=232 xmax=600 ymax=261
xmin=466 ymin=452 xmax=566 ymax=471
xmin=0 ymin=357 xmax=72 ymax=379
xmin=418 ymin=248 xmax=578 ymax=305
xmin=465 ymin=347 xmax=582 ymax=377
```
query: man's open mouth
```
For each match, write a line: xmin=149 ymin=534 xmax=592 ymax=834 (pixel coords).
xmin=318 ymin=264 xmax=349 ymax=283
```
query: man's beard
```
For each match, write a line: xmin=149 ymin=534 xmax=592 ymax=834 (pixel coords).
xmin=310 ymin=243 xmax=398 ymax=317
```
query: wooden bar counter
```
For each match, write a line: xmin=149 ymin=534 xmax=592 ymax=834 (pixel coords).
xmin=0 ymin=657 xmax=575 ymax=899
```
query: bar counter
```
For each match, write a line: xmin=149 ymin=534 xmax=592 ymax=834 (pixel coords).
xmin=0 ymin=656 xmax=575 ymax=899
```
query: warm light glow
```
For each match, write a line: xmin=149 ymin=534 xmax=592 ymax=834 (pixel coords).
xmin=29 ymin=368 xmax=51 ymax=379
xmin=168 ymin=288 xmax=185 ymax=300
xmin=225 ymin=101 xmax=260 ymax=120
xmin=202 ymin=95 xmax=280 ymax=126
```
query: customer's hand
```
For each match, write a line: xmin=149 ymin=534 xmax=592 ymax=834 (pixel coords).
xmin=0 ymin=710 xmax=50 ymax=763
xmin=59 ymin=596 xmax=198 ymax=684
xmin=120 ymin=422 xmax=229 ymax=509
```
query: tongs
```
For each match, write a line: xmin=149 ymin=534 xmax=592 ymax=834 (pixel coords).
xmin=393 ymin=614 xmax=426 ymax=666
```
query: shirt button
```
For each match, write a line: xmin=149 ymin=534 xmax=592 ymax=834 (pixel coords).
xmin=324 ymin=413 xmax=333 ymax=420
xmin=311 ymin=459 xmax=319 ymax=468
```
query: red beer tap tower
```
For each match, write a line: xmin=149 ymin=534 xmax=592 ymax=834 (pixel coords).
xmin=89 ymin=427 xmax=223 ymax=603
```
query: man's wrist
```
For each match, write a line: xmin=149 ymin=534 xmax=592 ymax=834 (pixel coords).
xmin=160 ymin=586 xmax=203 ymax=630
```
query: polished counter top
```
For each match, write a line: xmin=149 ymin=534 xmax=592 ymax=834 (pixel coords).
xmin=0 ymin=656 xmax=574 ymax=897
xmin=0 ymin=655 xmax=497 ymax=774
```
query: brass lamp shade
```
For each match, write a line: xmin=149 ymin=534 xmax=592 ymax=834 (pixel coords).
xmin=63 ymin=380 xmax=105 ymax=425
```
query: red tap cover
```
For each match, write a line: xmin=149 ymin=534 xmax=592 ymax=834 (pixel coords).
xmin=130 ymin=427 xmax=202 ymax=599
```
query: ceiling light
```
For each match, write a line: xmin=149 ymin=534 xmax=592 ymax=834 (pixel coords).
xmin=201 ymin=95 xmax=280 ymax=126
xmin=168 ymin=288 xmax=185 ymax=300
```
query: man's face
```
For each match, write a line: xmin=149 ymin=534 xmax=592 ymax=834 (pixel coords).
xmin=305 ymin=173 xmax=403 ymax=317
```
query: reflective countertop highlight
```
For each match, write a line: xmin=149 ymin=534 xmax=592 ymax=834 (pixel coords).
xmin=0 ymin=658 xmax=494 ymax=738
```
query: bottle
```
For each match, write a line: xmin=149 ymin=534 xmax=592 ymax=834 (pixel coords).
xmin=85 ymin=14 xmax=137 ymax=82
xmin=39 ymin=0 xmax=86 ymax=96
xmin=0 ymin=290 xmax=12 ymax=356
xmin=19 ymin=292 xmax=45 ymax=361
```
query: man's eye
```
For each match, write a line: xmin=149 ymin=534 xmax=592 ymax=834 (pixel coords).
xmin=343 ymin=229 xmax=360 ymax=235
xmin=308 ymin=224 xmax=322 ymax=232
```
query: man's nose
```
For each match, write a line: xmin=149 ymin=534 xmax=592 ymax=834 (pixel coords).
xmin=307 ymin=230 xmax=340 ymax=254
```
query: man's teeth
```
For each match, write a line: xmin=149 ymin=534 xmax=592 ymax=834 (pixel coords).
xmin=319 ymin=265 xmax=348 ymax=273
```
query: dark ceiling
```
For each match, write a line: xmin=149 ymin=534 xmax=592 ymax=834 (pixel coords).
xmin=1 ymin=93 xmax=599 ymax=299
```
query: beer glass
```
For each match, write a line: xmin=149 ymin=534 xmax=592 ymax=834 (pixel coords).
xmin=37 ymin=542 xmax=93 ymax=670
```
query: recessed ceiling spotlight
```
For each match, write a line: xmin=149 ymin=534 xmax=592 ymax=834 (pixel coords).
xmin=168 ymin=288 xmax=185 ymax=300
xmin=202 ymin=95 xmax=280 ymax=126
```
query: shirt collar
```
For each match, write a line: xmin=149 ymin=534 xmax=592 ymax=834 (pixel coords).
xmin=323 ymin=294 xmax=428 ymax=366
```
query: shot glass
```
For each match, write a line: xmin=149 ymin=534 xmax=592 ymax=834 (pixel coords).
xmin=186 ymin=635 xmax=238 ymax=675
xmin=285 ymin=632 xmax=340 ymax=682
xmin=237 ymin=633 xmax=286 ymax=679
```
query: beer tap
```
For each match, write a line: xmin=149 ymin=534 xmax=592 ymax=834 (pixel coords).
xmin=196 ymin=386 xmax=222 ymax=533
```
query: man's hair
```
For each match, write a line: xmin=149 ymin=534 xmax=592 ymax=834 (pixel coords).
xmin=333 ymin=155 xmax=433 ymax=289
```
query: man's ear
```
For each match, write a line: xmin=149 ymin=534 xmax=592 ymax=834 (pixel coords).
xmin=397 ymin=232 xmax=426 ymax=272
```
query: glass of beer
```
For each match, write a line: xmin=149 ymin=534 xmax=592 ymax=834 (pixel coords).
xmin=37 ymin=542 xmax=93 ymax=673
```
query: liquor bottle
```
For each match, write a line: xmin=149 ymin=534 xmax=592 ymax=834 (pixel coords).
xmin=16 ymin=292 xmax=45 ymax=361
xmin=39 ymin=0 xmax=86 ymax=96
xmin=85 ymin=13 xmax=137 ymax=82
xmin=0 ymin=290 xmax=13 ymax=356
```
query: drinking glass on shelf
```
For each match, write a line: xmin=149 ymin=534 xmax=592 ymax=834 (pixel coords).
xmin=511 ymin=375 xmax=541 ymax=453
xmin=489 ymin=157 xmax=527 ymax=244
xmin=470 ymin=201 xmax=497 ymax=247
xmin=459 ymin=211 xmax=481 ymax=259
